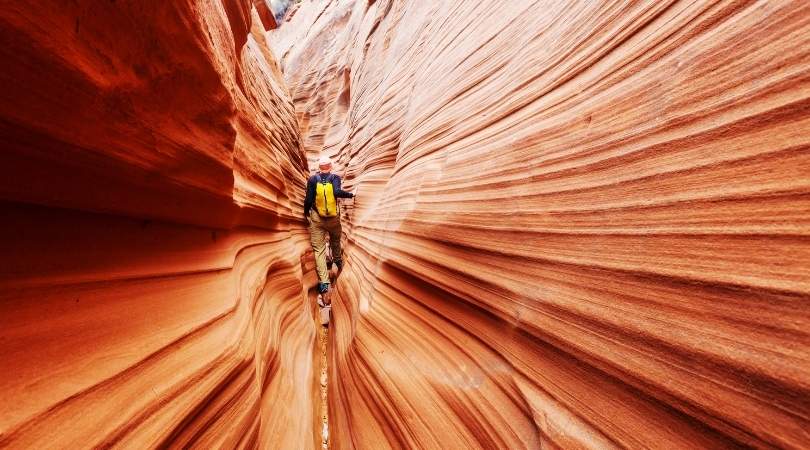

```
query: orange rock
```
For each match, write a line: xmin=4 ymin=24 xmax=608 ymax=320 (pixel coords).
xmin=0 ymin=1 xmax=317 ymax=448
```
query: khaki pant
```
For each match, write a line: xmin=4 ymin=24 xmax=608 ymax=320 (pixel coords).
xmin=308 ymin=209 xmax=342 ymax=284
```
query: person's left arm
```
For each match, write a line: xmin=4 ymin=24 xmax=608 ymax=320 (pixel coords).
xmin=331 ymin=175 xmax=354 ymax=198
xmin=303 ymin=176 xmax=315 ymax=217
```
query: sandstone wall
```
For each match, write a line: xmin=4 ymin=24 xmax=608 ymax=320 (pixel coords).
xmin=0 ymin=1 xmax=318 ymax=448
xmin=273 ymin=1 xmax=810 ymax=448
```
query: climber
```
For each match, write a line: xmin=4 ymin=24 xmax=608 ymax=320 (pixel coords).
xmin=304 ymin=155 xmax=355 ymax=301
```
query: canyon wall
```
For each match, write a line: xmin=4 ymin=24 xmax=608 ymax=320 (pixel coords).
xmin=0 ymin=1 xmax=320 ymax=448
xmin=274 ymin=0 xmax=810 ymax=448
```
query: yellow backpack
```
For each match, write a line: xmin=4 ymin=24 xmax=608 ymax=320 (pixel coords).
xmin=315 ymin=174 xmax=338 ymax=217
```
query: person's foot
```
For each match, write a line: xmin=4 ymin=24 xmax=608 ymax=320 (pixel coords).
xmin=317 ymin=282 xmax=331 ymax=306
xmin=317 ymin=293 xmax=331 ymax=308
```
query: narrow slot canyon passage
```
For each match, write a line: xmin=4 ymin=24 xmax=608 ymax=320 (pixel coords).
xmin=319 ymin=326 xmax=330 ymax=449
xmin=1 ymin=1 xmax=810 ymax=449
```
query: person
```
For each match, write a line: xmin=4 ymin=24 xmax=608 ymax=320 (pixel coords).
xmin=304 ymin=155 xmax=355 ymax=299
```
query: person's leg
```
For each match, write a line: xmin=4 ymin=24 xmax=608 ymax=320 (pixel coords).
xmin=308 ymin=211 xmax=329 ymax=286
xmin=326 ymin=217 xmax=343 ymax=269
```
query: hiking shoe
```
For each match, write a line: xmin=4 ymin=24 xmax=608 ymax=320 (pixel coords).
xmin=317 ymin=282 xmax=330 ymax=294
xmin=334 ymin=258 xmax=343 ymax=271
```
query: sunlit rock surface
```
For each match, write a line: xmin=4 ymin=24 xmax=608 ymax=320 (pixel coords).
xmin=273 ymin=1 xmax=810 ymax=448
xmin=0 ymin=1 xmax=319 ymax=448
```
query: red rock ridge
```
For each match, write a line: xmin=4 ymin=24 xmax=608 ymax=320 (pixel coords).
xmin=254 ymin=0 xmax=279 ymax=31
xmin=273 ymin=1 xmax=810 ymax=448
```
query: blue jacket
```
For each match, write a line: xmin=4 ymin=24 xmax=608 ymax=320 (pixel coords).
xmin=304 ymin=172 xmax=354 ymax=217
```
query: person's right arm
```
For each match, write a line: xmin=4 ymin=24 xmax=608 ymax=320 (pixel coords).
xmin=331 ymin=175 xmax=355 ymax=198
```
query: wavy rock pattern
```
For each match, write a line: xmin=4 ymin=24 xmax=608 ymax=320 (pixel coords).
xmin=0 ymin=1 xmax=320 ymax=448
xmin=273 ymin=1 xmax=810 ymax=448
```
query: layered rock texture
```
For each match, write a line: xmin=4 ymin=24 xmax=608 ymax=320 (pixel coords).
xmin=1 ymin=0 xmax=809 ymax=449
xmin=0 ymin=1 xmax=320 ymax=448
xmin=273 ymin=0 xmax=810 ymax=448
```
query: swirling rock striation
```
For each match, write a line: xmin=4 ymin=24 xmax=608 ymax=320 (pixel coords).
xmin=273 ymin=0 xmax=810 ymax=448
xmin=0 ymin=1 xmax=320 ymax=448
